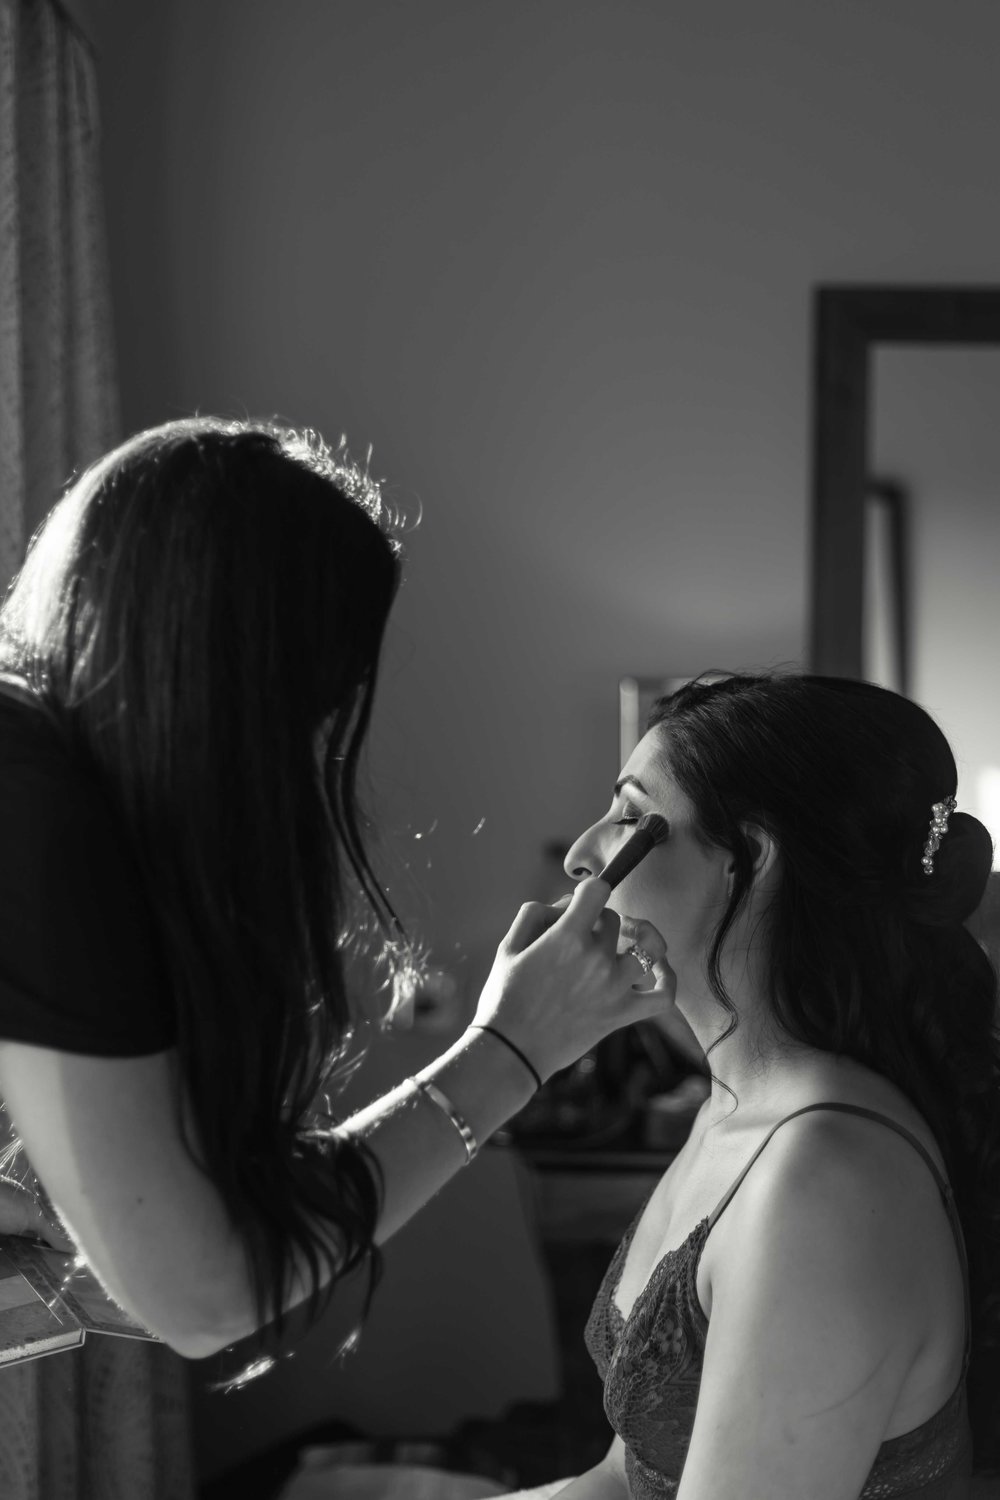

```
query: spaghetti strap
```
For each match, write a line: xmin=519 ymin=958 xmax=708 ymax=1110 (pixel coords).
xmin=705 ymin=1101 xmax=972 ymax=1377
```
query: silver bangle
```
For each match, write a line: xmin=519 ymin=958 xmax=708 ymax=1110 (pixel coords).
xmin=409 ymin=1077 xmax=478 ymax=1164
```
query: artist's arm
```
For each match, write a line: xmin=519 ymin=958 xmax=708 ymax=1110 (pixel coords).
xmin=0 ymin=880 xmax=669 ymax=1358
xmin=345 ymin=884 xmax=667 ymax=1242
xmin=0 ymin=1027 xmax=539 ymax=1357
xmin=674 ymin=1114 xmax=930 ymax=1500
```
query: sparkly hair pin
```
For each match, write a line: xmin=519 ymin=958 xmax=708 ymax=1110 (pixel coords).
xmin=921 ymin=796 xmax=957 ymax=876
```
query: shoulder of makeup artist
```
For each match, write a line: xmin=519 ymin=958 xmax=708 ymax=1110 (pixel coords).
xmin=0 ymin=416 xmax=672 ymax=1363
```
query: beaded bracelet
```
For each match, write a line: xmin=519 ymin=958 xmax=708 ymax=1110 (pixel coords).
xmin=409 ymin=1076 xmax=478 ymax=1164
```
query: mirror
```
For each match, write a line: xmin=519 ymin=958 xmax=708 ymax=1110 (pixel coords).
xmin=872 ymin=347 xmax=1000 ymax=855
xmin=809 ymin=286 xmax=1000 ymax=886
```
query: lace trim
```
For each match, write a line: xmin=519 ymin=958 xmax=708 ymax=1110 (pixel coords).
xmin=585 ymin=1206 xmax=970 ymax=1500
xmin=607 ymin=1217 xmax=710 ymax=1338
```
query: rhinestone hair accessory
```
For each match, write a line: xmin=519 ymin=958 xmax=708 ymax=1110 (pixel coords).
xmin=921 ymin=796 xmax=957 ymax=876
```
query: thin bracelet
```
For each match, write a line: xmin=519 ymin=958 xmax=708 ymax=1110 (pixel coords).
xmin=469 ymin=1024 xmax=543 ymax=1092
xmin=409 ymin=1076 xmax=478 ymax=1164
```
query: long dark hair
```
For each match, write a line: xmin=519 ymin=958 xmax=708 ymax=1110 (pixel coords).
xmin=648 ymin=671 xmax=1000 ymax=1471
xmin=0 ymin=416 xmax=408 ymax=1367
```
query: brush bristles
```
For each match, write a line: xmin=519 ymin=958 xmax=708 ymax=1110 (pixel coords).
xmin=636 ymin=812 xmax=670 ymax=845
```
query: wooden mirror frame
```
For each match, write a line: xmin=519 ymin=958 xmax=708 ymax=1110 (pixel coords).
xmin=808 ymin=285 xmax=1000 ymax=677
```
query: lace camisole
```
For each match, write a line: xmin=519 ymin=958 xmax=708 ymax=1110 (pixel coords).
xmin=584 ymin=1103 xmax=974 ymax=1500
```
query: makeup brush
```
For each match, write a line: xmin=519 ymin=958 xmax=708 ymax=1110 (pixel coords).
xmin=597 ymin=812 xmax=670 ymax=890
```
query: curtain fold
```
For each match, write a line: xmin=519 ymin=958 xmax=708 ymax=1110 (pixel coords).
xmin=0 ymin=4 xmax=196 ymax=1496
xmin=0 ymin=0 xmax=119 ymax=579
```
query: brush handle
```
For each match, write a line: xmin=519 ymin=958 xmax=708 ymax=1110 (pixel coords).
xmin=597 ymin=827 xmax=658 ymax=891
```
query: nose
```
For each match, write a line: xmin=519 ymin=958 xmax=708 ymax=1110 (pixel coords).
xmin=563 ymin=822 xmax=603 ymax=883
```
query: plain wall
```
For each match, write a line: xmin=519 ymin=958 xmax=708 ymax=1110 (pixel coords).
xmin=95 ymin=0 xmax=1000 ymax=1001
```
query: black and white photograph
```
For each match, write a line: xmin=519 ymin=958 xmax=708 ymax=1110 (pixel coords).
xmin=0 ymin=2 xmax=999 ymax=1497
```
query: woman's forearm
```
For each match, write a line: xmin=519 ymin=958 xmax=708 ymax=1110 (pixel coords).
xmin=9 ymin=883 xmax=664 ymax=1357
xmin=0 ymin=1029 xmax=534 ymax=1361
xmin=338 ymin=1024 xmax=537 ymax=1244
xmin=139 ymin=1027 xmax=537 ymax=1355
xmin=336 ymin=876 xmax=670 ymax=1245
xmin=210 ymin=1027 xmax=537 ymax=1351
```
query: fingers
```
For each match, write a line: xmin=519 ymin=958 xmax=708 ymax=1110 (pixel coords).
xmin=503 ymin=878 xmax=619 ymax=956
xmin=619 ymin=951 xmax=676 ymax=1015
xmin=626 ymin=960 xmax=658 ymax=992
xmin=503 ymin=899 xmax=565 ymax=954
xmin=617 ymin=914 xmax=666 ymax=957
xmin=618 ymin=985 xmax=682 ymax=1027
xmin=555 ymin=876 xmax=612 ymax=933
xmin=553 ymin=878 xmax=622 ymax=957
xmin=481 ymin=886 xmax=681 ymax=1079
xmin=621 ymin=949 xmax=664 ymax=991
xmin=613 ymin=915 xmax=672 ymax=994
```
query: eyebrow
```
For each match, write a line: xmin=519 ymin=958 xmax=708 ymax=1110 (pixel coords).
xmin=614 ymin=775 xmax=649 ymax=797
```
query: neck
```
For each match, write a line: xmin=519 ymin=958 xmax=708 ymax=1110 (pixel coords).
xmin=675 ymin=974 xmax=826 ymax=1128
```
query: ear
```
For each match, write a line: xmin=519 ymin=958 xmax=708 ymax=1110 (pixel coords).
xmin=727 ymin=822 xmax=779 ymax=886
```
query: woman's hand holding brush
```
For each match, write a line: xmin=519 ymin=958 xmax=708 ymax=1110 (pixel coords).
xmin=348 ymin=816 xmax=675 ymax=1247
xmin=470 ymin=813 xmax=675 ymax=1085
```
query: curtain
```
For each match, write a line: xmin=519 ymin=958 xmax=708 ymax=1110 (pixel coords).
xmin=0 ymin=3 xmax=195 ymax=1496
xmin=0 ymin=0 xmax=118 ymax=577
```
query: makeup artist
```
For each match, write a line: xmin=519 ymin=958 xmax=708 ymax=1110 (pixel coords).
xmin=0 ymin=416 xmax=668 ymax=1365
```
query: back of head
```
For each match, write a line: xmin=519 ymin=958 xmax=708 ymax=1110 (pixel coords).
xmin=1 ymin=416 xmax=401 ymax=768
xmin=0 ymin=416 xmax=406 ymax=1370
xmin=648 ymin=670 xmax=1000 ymax=1468
xmin=651 ymin=672 xmax=993 ymax=933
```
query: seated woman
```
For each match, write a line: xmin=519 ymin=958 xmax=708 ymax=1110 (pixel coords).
xmin=527 ymin=671 xmax=999 ymax=1500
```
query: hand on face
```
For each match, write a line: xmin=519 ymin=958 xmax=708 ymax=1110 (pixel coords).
xmin=475 ymin=877 xmax=677 ymax=1080
xmin=617 ymin=911 xmax=677 ymax=997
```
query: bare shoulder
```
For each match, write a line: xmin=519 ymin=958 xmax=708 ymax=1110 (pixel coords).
xmin=762 ymin=1098 xmax=947 ymax=1183
xmin=706 ymin=1104 xmax=946 ymax=1332
xmin=679 ymin=1099 xmax=963 ymax=1500
xmin=740 ymin=1103 xmax=945 ymax=1237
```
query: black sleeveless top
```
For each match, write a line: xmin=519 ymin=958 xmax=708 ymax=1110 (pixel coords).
xmin=585 ymin=1103 xmax=974 ymax=1500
